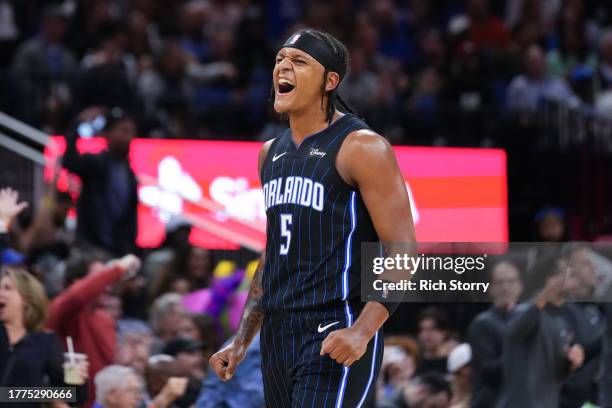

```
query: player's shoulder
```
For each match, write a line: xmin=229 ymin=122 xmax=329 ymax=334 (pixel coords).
xmin=258 ymin=138 xmax=276 ymax=173
xmin=336 ymin=128 xmax=396 ymax=186
xmin=341 ymin=128 xmax=393 ymax=159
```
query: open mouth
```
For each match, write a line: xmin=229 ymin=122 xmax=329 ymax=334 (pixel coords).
xmin=277 ymin=78 xmax=295 ymax=94
xmin=0 ymin=302 xmax=5 ymax=314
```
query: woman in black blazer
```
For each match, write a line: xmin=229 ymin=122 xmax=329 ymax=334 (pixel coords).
xmin=0 ymin=188 xmax=88 ymax=407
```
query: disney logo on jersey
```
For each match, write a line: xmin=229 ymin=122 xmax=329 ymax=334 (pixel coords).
xmin=308 ymin=148 xmax=326 ymax=158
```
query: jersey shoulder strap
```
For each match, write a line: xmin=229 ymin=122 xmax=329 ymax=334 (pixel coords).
xmin=323 ymin=114 xmax=371 ymax=162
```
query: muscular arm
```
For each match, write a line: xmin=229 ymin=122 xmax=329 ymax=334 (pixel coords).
xmin=233 ymin=138 xmax=274 ymax=346
xmin=339 ymin=130 xmax=416 ymax=337
xmin=321 ymin=129 xmax=416 ymax=366
xmin=233 ymin=251 xmax=265 ymax=346
xmin=209 ymin=139 xmax=273 ymax=380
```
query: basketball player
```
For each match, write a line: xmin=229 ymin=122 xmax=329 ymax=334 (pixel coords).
xmin=210 ymin=29 xmax=416 ymax=407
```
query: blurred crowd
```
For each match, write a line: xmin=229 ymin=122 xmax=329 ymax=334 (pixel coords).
xmin=2 ymin=0 xmax=612 ymax=240
xmin=1 ymin=0 xmax=612 ymax=144
xmin=2 ymin=178 xmax=612 ymax=408
xmin=1 ymin=0 xmax=612 ymax=407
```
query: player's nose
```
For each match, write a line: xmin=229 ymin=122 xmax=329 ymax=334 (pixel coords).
xmin=276 ymin=57 xmax=292 ymax=72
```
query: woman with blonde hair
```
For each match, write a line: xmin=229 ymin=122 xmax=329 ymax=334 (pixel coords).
xmin=0 ymin=187 xmax=87 ymax=407
xmin=0 ymin=268 xmax=87 ymax=408
xmin=0 ymin=266 xmax=88 ymax=407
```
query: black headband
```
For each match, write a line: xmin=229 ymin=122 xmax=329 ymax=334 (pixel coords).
xmin=281 ymin=31 xmax=346 ymax=80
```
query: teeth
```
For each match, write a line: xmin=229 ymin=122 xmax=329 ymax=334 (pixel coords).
xmin=279 ymin=79 xmax=293 ymax=86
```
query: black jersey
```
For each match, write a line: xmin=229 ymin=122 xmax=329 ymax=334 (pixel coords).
xmin=260 ymin=114 xmax=378 ymax=313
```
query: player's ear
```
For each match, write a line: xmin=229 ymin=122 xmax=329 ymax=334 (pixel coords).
xmin=325 ymin=72 xmax=340 ymax=92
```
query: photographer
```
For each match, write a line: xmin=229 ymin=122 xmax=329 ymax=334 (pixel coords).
xmin=62 ymin=107 xmax=138 ymax=256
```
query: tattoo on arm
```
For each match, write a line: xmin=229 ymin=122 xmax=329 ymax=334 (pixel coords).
xmin=234 ymin=251 xmax=265 ymax=346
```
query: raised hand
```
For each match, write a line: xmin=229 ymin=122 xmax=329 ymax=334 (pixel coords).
xmin=0 ymin=187 xmax=28 ymax=229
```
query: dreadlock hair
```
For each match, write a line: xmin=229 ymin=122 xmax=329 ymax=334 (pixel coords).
xmin=301 ymin=29 xmax=354 ymax=123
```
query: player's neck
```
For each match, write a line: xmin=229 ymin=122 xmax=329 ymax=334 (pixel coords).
xmin=289 ymin=108 xmax=329 ymax=145
xmin=289 ymin=107 xmax=342 ymax=146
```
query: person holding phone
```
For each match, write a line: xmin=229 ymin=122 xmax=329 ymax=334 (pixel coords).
xmin=496 ymin=254 xmax=585 ymax=408
xmin=62 ymin=107 xmax=139 ymax=256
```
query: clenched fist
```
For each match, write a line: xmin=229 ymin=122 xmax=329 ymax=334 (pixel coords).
xmin=108 ymin=254 xmax=142 ymax=279
xmin=566 ymin=344 xmax=585 ymax=371
xmin=320 ymin=327 xmax=368 ymax=367
xmin=209 ymin=342 xmax=247 ymax=381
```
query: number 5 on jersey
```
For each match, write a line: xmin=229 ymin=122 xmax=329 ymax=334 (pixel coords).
xmin=279 ymin=214 xmax=292 ymax=255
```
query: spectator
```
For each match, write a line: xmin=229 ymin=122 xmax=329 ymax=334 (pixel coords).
xmin=497 ymin=254 xmax=585 ymax=408
xmin=506 ymin=0 xmax=560 ymax=34
xmin=439 ymin=40 xmax=495 ymax=145
xmin=197 ymin=333 xmax=264 ymax=408
xmin=535 ymin=207 xmax=568 ymax=242
xmin=124 ymin=9 xmax=157 ymax=60
xmin=377 ymin=335 xmax=419 ymax=399
xmin=94 ymin=364 xmax=188 ymax=408
xmin=145 ymin=355 xmax=180 ymax=402
xmin=145 ymin=354 xmax=193 ymax=408
xmin=93 ymin=365 xmax=142 ymax=408
xmin=150 ymin=293 xmax=189 ymax=353
xmin=11 ymin=5 xmax=76 ymax=126
xmin=507 ymin=0 xmax=553 ymax=48
xmin=0 ymin=267 xmax=88 ymax=407
xmin=17 ymin=188 xmax=73 ymax=256
xmin=185 ymin=246 xmax=212 ymax=286
xmin=137 ymin=39 xmax=237 ymax=138
xmin=65 ymin=0 xmax=125 ymax=58
xmin=468 ymin=260 xmax=523 ymax=408
xmin=163 ymin=337 xmax=206 ymax=381
xmin=339 ymin=47 xmax=381 ymax=122
xmin=0 ymin=187 xmax=28 ymax=266
xmin=151 ymin=245 xmax=212 ymax=299
xmin=46 ymin=252 xmax=141 ymax=408
xmin=162 ymin=337 xmax=205 ymax=406
xmin=595 ymin=30 xmax=612 ymax=95
xmin=115 ymin=318 xmax=154 ymax=376
xmin=466 ymin=0 xmax=511 ymax=52
xmin=62 ymin=106 xmax=139 ymax=256
xmin=415 ymin=306 xmax=451 ymax=375
xmin=0 ymin=188 xmax=90 ymax=408
xmin=377 ymin=371 xmax=452 ymax=408
xmin=507 ymin=45 xmax=576 ymax=115
xmin=144 ymin=216 xmax=192 ymax=285
xmin=0 ymin=0 xmax=22 ymax=68
xmin=14 ymin=180 xmax=73 ymax=296
xmin=366 ymin=0 xmax=411 ymax=64
xmin=560 ymin=245 xmax=607 ymax=408
xmin=547 ymin=15 xmax=596 ymax=79
xmin=177 ymin=312 xmax=221 ymax=368
xmin=76 ymin=22 xmax=139 ymax=110
xmin=448 ymin=343 xmax=472 ymax=408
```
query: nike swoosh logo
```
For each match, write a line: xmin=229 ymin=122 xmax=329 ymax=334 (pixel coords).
xmin=272 ymin=152 xmax=287 ymax=162
xmin=317 ymin=321 xmax=340 ymax=333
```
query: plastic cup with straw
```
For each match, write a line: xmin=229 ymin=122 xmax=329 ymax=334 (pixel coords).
xmin=63 ymin=336 xmax=86 ymax=385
